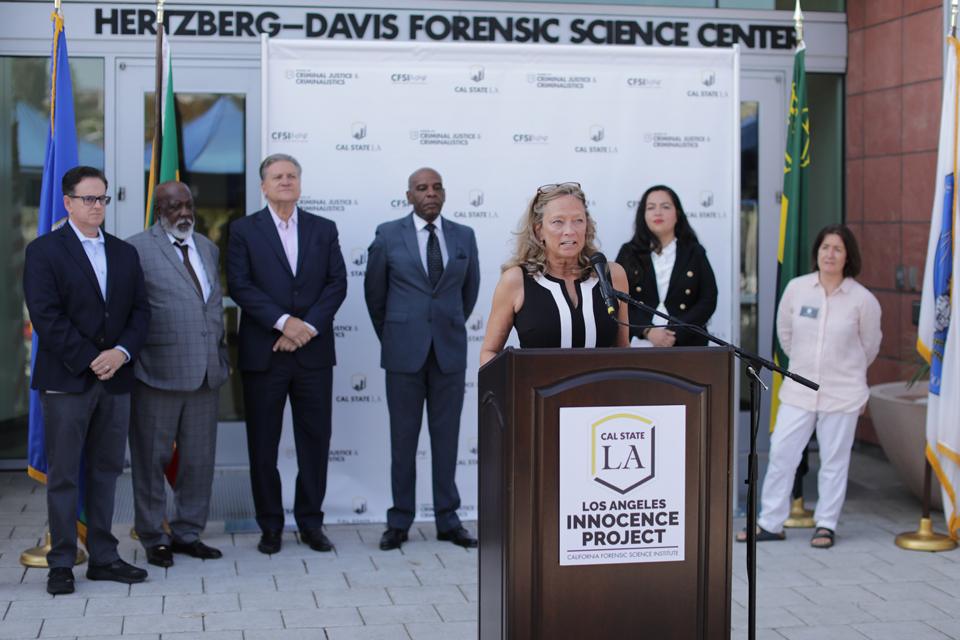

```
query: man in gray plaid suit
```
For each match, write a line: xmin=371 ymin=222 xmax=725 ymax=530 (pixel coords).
xmin=126 ymin=181 xmax=230 ymax=567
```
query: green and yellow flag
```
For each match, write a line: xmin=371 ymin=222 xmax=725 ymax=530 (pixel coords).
xmin=771 ymin=42 xmax=810 ymax=430
xmin=145 ymin=28 xmax=180 ymax=227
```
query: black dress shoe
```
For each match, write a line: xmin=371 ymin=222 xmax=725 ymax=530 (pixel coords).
xmin=380 ymin=527 xmax=408 ymax=551
xmin=300 ymin=527 xmax=333 ymax=552
xmin=145 ymin=544 xmax=174 ymax=567
xmin=47 ymin=567 xmax=74 ymax=595
xmin=171 ymin=540 xmax=222 ymax=559
xmin=437 ymin=525 xmax=478 ymax=548
xmin=86 ymin=559 xmax=148 ymax=584
xmin=258 ymin=529 xmax=282 ymax=554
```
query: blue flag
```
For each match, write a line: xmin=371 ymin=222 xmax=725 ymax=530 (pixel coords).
xmin=29 ymin=11 xmax=88 ymax=542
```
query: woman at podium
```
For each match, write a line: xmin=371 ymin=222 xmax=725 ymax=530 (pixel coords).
xmin=615 ymin=185 xmax=718 ymax=347
xmin=479 ymin=182 xmax=629 ymax=365
xmin=739 ymin=224 xmax=881 ymax=548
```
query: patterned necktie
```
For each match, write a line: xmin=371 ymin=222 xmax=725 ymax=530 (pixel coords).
xmin=174 ymin=241 xmax=204 ymax=297
xmin=425 ymin=223 xmax=444 ymax=287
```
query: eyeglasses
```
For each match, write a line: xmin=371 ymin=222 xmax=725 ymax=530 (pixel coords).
xmin=68 ymin=195 xmax=112 ymax=206
xmin=534 ymin=182 xmax=580 ymax=207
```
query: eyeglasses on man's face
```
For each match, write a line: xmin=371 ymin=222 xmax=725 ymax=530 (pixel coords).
xmin=68 ymin=195 xmax=112 ymax=206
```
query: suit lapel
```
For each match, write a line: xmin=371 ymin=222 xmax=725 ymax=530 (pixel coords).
xmin=295 ymin=208 xmax=312 ymax=278
xmin=439 ymin=217 xmax=458 ymax=287
xmin=197 ymin=238 xmax=219 ymax=296
xmin=668 ymin=241 xmax=692 ymax=295
xmin=151 ymin=225 xmax=203 ymax=299
xmin=59 ymin=225 xmax=104 ymax=301
xmin=254 ymin=207 xmax=294 ymax=277
xmin=402 ymin=213 xmax=430 ymax=285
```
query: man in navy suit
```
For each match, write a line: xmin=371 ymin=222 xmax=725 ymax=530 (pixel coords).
xmin=23 ymin=166 xmax=151 ymax=594
xmin=364 ymin=167 xmax=481 ymax=550
xmin=226 ymin=154 xmax=347 ymax=555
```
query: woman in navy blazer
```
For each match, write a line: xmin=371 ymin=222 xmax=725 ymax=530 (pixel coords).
xmin=615 ymin=185 xmax=718 ymax=347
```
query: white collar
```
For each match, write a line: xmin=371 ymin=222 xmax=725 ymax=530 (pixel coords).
xmin=413 ymin=213 xmax=443 ymax=232
xmin=267 ymin=202 xmax=298 ymax=228
xmin=68 ymin=218 xmax=103 ymax=244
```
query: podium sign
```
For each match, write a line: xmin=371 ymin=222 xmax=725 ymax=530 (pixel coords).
xmin=558 ymin=405 xmax=686 ymax=567
xmin=479 ymin=347 xmax=734 ymax=640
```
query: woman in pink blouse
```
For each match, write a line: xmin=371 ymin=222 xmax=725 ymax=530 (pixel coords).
xmin=738 ymin=224 xmax=882 ymax=548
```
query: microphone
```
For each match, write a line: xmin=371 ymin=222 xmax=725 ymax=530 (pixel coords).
xmin=589 ymin=252 xmax=617 ymax=317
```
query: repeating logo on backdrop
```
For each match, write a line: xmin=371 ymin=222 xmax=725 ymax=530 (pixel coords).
xmin=576 ymin=125 xmax=617 ymax=154
xmin=452 ymin=190 xmax=498 ymax=220
xmin=701 ymin=69 xmax=716 ymax=86
xmin=591 ymin=412 xmax=655 ymax=494
xmin=468 ymin=314 xmax=484 ymax=332
xmin=456 ymin=65 xmax=498 ymax=94
xmin=285 ymin=69 xmax=295 ymax=80
xmin=700 ymin=191 xmax=714 ymax=208
xmin=589 ymin=125 xmax=604 ymax=142
xmin=351 ymin=374 xmax=367 ymax=392
xmin=352 ymin=249 xmax=367 ymax=267
xmin=336 ymin=123 xmax=380 ymax=152
xmin=351 ymin=122 xmax=367 ymax=140
xmin=468 ymin=437 xmax=479 ymax=455
xmin=352 ymin=498 xmax=368 ymax=515
xmin=470 ymin=65 xmax=485 ymax=82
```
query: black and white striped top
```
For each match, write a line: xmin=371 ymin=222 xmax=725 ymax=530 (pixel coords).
xmin=514 ymin=272 xmax=619 ymax=349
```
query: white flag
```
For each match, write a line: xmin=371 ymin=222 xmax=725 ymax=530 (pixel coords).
xmin=918 ymin=36 xmax=959 ymax=539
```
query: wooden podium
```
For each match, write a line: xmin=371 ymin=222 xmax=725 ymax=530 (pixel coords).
xmin=478 ymin=347 xmax=735 ymax=640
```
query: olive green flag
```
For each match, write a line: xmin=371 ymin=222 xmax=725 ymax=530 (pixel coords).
xmin=770 ymin=43 xmax=809 ymax=431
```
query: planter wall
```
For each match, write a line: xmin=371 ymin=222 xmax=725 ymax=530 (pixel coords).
xmin=868 ymin=381 xmax=942 ymax=511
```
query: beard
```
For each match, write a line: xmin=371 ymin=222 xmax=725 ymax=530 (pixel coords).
xmin=160 ymin=216 xmax=194 ymax=241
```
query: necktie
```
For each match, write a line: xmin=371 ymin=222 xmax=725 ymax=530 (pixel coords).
xmin=174 ymin=241 xmax=204 ymax=298
xmin=425 ymin=223 xmax=444 ymax=287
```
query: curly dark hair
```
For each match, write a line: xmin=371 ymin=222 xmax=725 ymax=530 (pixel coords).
xmin=623 ymin=185 xmax=699 ymax=258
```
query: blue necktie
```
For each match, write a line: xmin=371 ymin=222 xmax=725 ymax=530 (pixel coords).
xmin=426 ymin=223 xmax=443 ymax=287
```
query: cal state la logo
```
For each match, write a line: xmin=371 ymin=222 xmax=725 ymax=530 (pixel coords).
xmin=701 ymin=69 xmax=716 ymax=87
xmin=351 ymin=373 xmax=367 ymax=391
xmin=469 ymin=189 xmax=484 ymax=207
xmin=591 ymin=412 xmax=655 ymax=494
xmin=352 ymin=497 xmax=367 ymax=514
xmin=700 ymin=190 xmax=714 ymax=207
xmin=470 ymin=64 xmax=485 ymax=82
xmin=351 ymin=248 xmax=367 ymax=266
xmin=468 ymin=437 xmax=479 ymax=455
xmin=589 ymin=125 xmax=604 ymax=142
xmin=351 ymin=122 xmax=367 ymax=140
xmin=468 ymin=313 xmax=484 ymax=331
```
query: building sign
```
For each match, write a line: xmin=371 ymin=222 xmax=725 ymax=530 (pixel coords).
xmin=92 ymin=6 xmax=797 ymax=49
xmin=559 ymin=406 xmax=686 ymax=567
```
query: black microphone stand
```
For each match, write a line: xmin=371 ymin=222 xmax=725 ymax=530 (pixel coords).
xmin=610 ymin=290 xmax=818 ymax=640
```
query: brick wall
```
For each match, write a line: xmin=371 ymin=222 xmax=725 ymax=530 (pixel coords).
xmin=845 ymin=0 xmax=942 ymax=442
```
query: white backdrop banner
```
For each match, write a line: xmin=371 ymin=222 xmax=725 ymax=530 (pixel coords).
xmin=262 ymin=40 xmax=739 ymax=525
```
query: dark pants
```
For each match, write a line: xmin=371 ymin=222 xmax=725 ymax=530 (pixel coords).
xmin=129 ymin=380 xmax=218 ymax=548
xmin=40 ymin=383 xmax=128 ymax=569
xmin=241 ymin=354 xmax=332 ymax=531
xmin=385 ymin=346 xmax=464 ymax=532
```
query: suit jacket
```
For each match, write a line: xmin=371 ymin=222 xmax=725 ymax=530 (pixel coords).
xmin=23 ymin=223 xmax=151 ymax=394
xmin=615 ymin=239 xmax=718 ymax=347
xmin=364 ymin=213 xmax=480 ymax=374
xmin=126 ymin=224 xmax=230 ymax=391
xmin=226 ymin=206 xmax=347 ymax=372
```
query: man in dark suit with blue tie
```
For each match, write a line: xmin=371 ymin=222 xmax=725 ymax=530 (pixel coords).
xmin=226 ymin=154 xmax=347 ymax=555
xmin=364 ymin=167 xmax=481 ymax=550
xmin=23 ymin=166 xmax=151 ymax=594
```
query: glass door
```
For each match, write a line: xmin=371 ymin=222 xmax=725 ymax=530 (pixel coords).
xmin=737 ymin=71 xmax=787 ymax=508
xmin=114 ymin=57 xmax=261 ymax=467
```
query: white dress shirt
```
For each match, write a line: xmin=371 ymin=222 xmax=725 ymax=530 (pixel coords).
xmin=777 ymin=272 xmax=882 ymax=413
xmin=267 ymin=204 xmax=316 ymax=335
xmin=165 ymin=231 xmax=211 ymax=303
xmin=67 ymin=218 xmax=130 ymax=361
xmin=631 ymin=238 xmax=677 ymax=347
xmin=413 ymin=213 xmax=449 ymax=272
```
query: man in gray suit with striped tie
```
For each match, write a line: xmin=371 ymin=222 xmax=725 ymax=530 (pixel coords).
xmin=126 ymin=181 xmax=230 ymax=567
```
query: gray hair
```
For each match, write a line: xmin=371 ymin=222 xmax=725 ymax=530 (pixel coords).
xmin=259 ymin=154 xmax=302 ymax=181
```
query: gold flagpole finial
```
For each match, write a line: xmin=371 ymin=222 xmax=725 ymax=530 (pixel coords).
xmin=54 ymin=0 xmax=61 ymax=13
xmin=157 ymin=0 xmax=165 ymax=28
xmin=952 ymin=0 xmax=958 ymax=37
xmin=794 ymin=0 xmax=804 ymax=45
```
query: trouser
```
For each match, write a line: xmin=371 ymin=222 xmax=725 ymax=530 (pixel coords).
xmin=241 ymin=356 xmax=332 ymax=532
xmin=385 ymin=346 xmax=465 ymax=533
xmin=129 ymin=380 xmax=218 ymax=548
xmin=40 ymin=383 xmax=128 ymax=568
xmin=758 ymin=403 xmax=860 ymax=534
